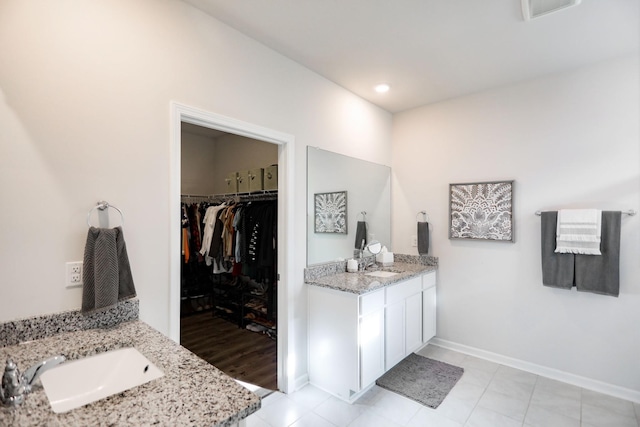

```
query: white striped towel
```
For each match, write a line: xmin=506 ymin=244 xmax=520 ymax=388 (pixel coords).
xmin=555 ymin=209 xmax=602 ymax=255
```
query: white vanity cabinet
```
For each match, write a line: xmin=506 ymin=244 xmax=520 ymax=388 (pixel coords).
xmin=384 ymin=276 xmax=423 ymax=370
xmin=422 ymin=271 xmax=437 ymax=342
xmin=308 ymin=286 xmax=385 ymax=402
xmin=406 ymin=288 xmax=424 ymax=351
xmin=358 ymin=290 xmax=386 ymax=389
xmin=308 ymin=269 xmax=437 ymax=403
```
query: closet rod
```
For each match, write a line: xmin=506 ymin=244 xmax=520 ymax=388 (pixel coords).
xmin=534 ymin=209 xmax=636 ymax=216
xmin=181 ymin=190 xmax=277 ymax=203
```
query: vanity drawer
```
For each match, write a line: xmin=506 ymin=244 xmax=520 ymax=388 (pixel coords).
xmin=386 ymin=276 xmax=421 ymax=305
xmin=422 ymin=271 xmax=436 ymax=289
xmin=360 ymin=289 xmax=384 ymax=316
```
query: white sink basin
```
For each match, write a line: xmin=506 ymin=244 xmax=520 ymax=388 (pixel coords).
xmin=40 ymin=347 xmax=164 ymax=413
xmin=364 ymin=270 xmax=399 ymax=278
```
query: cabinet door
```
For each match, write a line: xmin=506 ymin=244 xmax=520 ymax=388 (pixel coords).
xmin=308 ymin=287 xmax=359 ymax=399
xmin=359 ymin=308 xmax=385 ymax=389
xmin=422 ymin=285 xmax=436 ymax=342
xmin=385 ymin=300 xmax=405 ymax=370
xmin=405 ymin=292 xmax=423 ymax=353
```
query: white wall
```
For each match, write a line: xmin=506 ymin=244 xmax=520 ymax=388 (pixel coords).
xmin=392 ymin=56 xmax=640 ymax=394
xmin=181 ymin=132 xmax=218 ymax=195
xmin=181 ymin=132 xmax=278 ymax=195
xmin=213 ymin=133 xmax=278 ymax=194
xmin=0 ymin=0 xmax=392 ymax=385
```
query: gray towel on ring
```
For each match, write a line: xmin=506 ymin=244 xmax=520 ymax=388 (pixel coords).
xmin=82 ymin=226 xmax=136 ymax=314
xmin=355 ymin=221 xmax=367 ymax=250
xmin=417 ymin=222 xmax=429 ymax=255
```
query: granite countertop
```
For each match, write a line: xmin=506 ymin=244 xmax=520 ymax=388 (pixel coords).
xmin=306 ymin=261 xmax=437 ymax=294
xmin=0 ymin=320 xmax=260 ymax=426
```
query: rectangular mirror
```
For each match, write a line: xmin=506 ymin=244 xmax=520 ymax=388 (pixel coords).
xmin=307 ymin=147 xmax=391 ymax=266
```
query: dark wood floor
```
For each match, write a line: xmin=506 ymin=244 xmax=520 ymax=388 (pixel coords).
xmin=180 ymin=312 xmax=277 ymax=390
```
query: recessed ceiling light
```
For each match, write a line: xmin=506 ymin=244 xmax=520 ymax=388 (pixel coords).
xmin=522 ymin=0 xmax=581 ymax=20
xmin=374 ymin=83 xmax=390 ymax=93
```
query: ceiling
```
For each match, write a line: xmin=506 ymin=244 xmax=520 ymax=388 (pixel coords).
xmin=183 ymin=0 xmax=639 ymax=113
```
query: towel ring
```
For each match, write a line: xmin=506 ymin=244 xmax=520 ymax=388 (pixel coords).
xmin=358 ymin=211 xmax=367 ymax=221
xmin=416 ymin=211 xmax=429 ymax=222
xmin=87 ymin=201 xmax=124 ymax=227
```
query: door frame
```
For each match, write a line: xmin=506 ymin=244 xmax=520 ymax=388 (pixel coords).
xmin=170 ymin=102 xmax=295 ymax=393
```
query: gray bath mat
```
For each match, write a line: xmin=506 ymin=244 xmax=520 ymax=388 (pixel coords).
xmin=376 ymin=353 xmax=464 ymax=408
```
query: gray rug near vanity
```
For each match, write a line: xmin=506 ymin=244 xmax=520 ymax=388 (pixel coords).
xmin=376 ymin=353 xmax=464 ymax=409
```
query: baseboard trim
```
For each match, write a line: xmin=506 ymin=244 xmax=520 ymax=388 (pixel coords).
xmin=430 ymin=337 xmax=640 ymax=404
xmin=293 ymin=373 xmax=309 ymax=393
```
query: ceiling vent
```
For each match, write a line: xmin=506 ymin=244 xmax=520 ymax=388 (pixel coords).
xmin=522 ymin=0 xmax=582 ymax=20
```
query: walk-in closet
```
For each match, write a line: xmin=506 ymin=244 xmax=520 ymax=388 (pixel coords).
xmin=179 ymin=122 xmax=278 ymax=391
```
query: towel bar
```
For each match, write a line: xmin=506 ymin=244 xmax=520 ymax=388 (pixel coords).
xmin=535 ymin=209 xmax=636 ymax=216
xmin=87 ymin=201 xmax=125 ymax=227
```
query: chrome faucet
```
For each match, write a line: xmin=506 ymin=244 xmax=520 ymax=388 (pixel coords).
xmin=1 ymin=355 xmax=66 ymax=407
xmin=360 ymin=258 xmax=376 ymax=271
xmin=357 ymin=240 xmax=382 ymax=271
xmin=1 ymin=359 xmax=25 ymax=405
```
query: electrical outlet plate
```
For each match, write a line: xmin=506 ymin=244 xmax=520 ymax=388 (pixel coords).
xmin=411 ymin=235 xmax=417 ymax=247
xmin=66 ymin=262 xmax=83 ymax=288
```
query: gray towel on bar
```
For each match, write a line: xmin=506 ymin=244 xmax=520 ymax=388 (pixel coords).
xmin=575 ymin=211 xmax=621 ymax=297
xmin=417 ymin=221 xmax=429 ymax=255
xmin=541 ymin=211 xmax=574 ymax=289
xmin=82 ymin=226 xmax=136 ymax=314
xmin=355 ymin=221 xmax=367 ymax=250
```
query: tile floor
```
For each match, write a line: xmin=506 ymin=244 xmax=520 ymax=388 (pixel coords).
xmin=244 ymin=344 xmax=640 ymax=427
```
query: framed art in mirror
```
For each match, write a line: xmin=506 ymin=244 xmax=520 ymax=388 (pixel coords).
xmin=314 ymin=191 xmax=347 ymax=234
xmin=449 ymin=180 xmax=514 ymax=242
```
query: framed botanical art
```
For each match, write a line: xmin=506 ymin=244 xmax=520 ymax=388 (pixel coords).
xmin=314 ymin=191 xmax=347 ymax=234
xmin=449 ymin=180 xmax=514 ymax=242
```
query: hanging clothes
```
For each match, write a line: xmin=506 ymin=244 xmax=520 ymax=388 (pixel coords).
xmin=181 ymin=206 xmax=190 ymax=264
xmin=180 ymin=195 xmax=277 ymax=332
xmin=222 ymin=206 xmax=236 ymax=258
xmin=199 ymin=203 xmax=227 ymax=266
xmin=187 ymin=203 xmax=203 ymax=257
xmin=238 ymin=200 xmax=277 ymax=280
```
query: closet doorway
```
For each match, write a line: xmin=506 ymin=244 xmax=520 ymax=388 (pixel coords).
xmin=170 ymin=102 xmax=295 ymax=394
xmin=179 ymin=122 xmax=279 ymax=390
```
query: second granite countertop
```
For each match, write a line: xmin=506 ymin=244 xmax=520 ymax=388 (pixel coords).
xmin=306 ymin=261 xmax=436 ymax=294
xmin=0 ymin=320 xmax=260 ymax=427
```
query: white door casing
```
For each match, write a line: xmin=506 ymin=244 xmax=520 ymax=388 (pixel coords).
xmin=170 ymin=102 xmax=295 ymax=393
